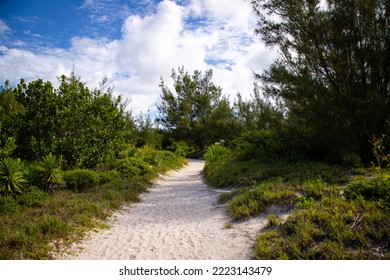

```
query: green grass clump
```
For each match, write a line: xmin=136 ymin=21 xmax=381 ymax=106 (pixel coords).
xmin=345 ymin=174 xmax=390 ymax=206
xmin=255 ymin=197 xmax=389 ymax=259
xmin=228 ymin=182 xmax=297 ymax=219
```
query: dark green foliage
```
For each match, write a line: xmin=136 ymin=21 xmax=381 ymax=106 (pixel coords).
xmin=251 ymin=0 xmax=390 ymax=163
xmin=232 ymin=129 xmax=313 ymax=162
xmin=345 ymin=174 xmax=390 ymax=206
xmin=165 ymin=140 xmax=193 ymax=157
xmin=63 ymin=169 xmax=99 ymax=192
xmin=114 ymin=157 xmax=156 ymax=179
xmin=0 ymin=158 xmax=26 ymax=195
xmin=0 ymin=137 xmax=17 ymax=161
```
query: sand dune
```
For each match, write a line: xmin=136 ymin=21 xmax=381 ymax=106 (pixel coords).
xmin=58 ymin=159 xmax=270 ymax=260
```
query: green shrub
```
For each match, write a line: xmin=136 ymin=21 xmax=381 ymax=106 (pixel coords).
xmin=232 ymin=129 xmax=312 ymax=162
xmin=17 ymin=186 xmax=48 ymax=208
xmin=204 ymin=141 xmax=228 ymax=164
xmin=0 ymin=158 xmax=26 ymax=195
xmin=340 ymin=152 xmax=363 ymax=167
xmin=114 ymin=158 xmax=155 ymax=178
xmin=167 ymin=141 xmax=193 ymax=156
xmin=97 ymin=170 xmax=121 ymax=184
xmin=0 ymin=196 xmax=21 ymax=213
xmin=64 ymin=169 xmax=99 ymax=192
xmin=345 ymin=174 xmax=390 ymax=205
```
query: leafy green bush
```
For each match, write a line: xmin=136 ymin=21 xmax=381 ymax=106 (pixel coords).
xmin=0 ymin=158 xmax=26 ymax=195
xmin=97 ymin=170 xmax=121 ymax=184
xmin=204 ymin=141 xmax=228 ymax=164
xmin=167 ymin=141 xmax=193 ymax=156
xmin=63 ymin=169 xmax=99 ymax=192
xmin=232 ymin=129 xmax=312 ymax=162
xmin=345 ymin=174 xmax=390 ymax=205
xmin=114 ymin=158 xmax=156 ymax=179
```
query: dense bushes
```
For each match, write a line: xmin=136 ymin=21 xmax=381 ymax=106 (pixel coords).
xmin=114 ymin=158 xmax=156 ymax=179
xmin=231 ymin=129 xmax=314 ymax=162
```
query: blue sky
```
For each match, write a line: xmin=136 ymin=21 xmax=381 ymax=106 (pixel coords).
xmin=0 ymin=0 xmax=275 ymax=114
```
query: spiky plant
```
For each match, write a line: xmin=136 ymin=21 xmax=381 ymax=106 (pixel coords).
xmin=24 ymin=163 xmax=40 ymax=186
xmin=35 ymin=153 xmax=63 ymax=192
xmin=0 ymin=158 xmax=26 ymax=195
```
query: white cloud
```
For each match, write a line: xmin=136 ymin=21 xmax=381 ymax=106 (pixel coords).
xmin=0 ymin=20 xmax=12 ymax=34
xmin=0 ymin=0 xmax=276 ymax=114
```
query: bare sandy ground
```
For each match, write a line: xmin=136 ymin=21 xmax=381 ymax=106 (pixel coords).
xmin=57 ymin=159 xmax=278 ymax=260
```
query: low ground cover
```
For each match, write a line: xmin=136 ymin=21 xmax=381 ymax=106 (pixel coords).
xmin=204 ymin=147 xmax=389 ymax=259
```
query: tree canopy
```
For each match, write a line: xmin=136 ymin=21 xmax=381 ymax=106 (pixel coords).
xmin=252 ymin=0 xmax=390 ymax=162
xmin=0 ymin=73 xmax=134 ymax=169
xmin=157 ymin=67 xmax=236 ymax=150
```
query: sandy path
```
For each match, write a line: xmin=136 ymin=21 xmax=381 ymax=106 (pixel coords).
xmin=59 ymin=159 xmax=269 ymax=260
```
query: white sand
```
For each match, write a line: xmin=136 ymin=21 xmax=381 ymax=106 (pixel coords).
xmin=57 ymin=159 xmax=279 ymax=260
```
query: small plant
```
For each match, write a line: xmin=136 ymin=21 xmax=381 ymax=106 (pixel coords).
xmin=369 ymin=135 xmax=390 ymax=169
xmin=224 ymin=222 xmax=233 ymax=229
xmin=267 ymin=214 xmax=281 ymax=227
xmin=296 ymin=196 xmax=314 ymax=208
xmin=267 ymin=215 xmax=281 ymax=227
xmin=0 ymin=158 xmax=26 ymax=195
xmin=35 ymin=153 xmax=63 ymax=192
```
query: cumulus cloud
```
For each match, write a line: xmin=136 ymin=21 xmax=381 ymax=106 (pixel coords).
xmin=0 ymin=0 xmax=276 ymax=114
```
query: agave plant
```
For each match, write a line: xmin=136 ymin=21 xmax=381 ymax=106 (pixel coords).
xmin=35 ymin=153 xmax=63 ymax=192
xmin=24 ymin=163 xmax=40 ymax=186
xmin=0 ymin=158 xmax=26 ymax=195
